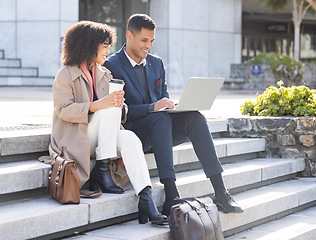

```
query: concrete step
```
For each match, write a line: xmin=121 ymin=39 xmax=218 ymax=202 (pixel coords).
xmin=207 ymin=118 xmax=228 ymax=134
xmin=156 ymin=158 xmax=305 ymax=199
xmin=225 ymin=78 xmax=247 ymax=83
xmin=0 ymin=76 xmax=54 ymax=86
xmin=62 ymin=178 xmax=316 ymax=240
xmin=0 ymin=126 xmax=51 ymax=157
xmin=0 ymin=197 xmax=89 ymax=240
xmin=82 ymin=158 xmax=305 ymax=225
xmin=225 ymin=205 xmax=316 ymax=240
xmin=0 ymin=119 xmax=229 ymax=157
xmin=0 ymin=67 xmax=38 ymax=77
xmin=146 ymin=138 xmax=266 ymax=171
xmin=220 ymin=178 xmax=316 ymax=233
xmin=0 ymin=159 xmax=307 ymax=240
xmin=0 ymin=59 xmax=21 ymax=67
xmin=0 ymin=160 xmax=49 ymax=195
xmin=0 ymin=138 xmax=267 ymax=195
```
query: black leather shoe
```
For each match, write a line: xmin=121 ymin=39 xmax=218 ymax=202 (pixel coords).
xmin=161 ymin=178 xmax=180 ymax=217
xmin=138 ymin=187 xmax=168 ymax=225
xmin=89 ymin=159 xmax=124 ymax=194
xmin=161 ymin=198 xmax=179 ymax=217
xmin=213 ymin=191 xmax=243 ymax=213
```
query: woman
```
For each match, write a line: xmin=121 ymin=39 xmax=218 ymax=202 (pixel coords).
xmin=49 ymin=21 xmax=167 ymax=225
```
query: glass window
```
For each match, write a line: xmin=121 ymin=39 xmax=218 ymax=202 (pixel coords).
xmin=79 ymin=0 xmax=148 ymax=53
xmin=256 ymin=38 xmax=262 ymax=55
xmin=270 ymin=39 xmax=276 ymax=53
xmin=249 ymin=37 xmax=255 ymax=58
xmin=301 ymin=28 xmax=316 ymax=60
xmin=282 ymin=39 xmax=287 ymax=55
xmin=242 ymin=36 xmax=248 ymax=60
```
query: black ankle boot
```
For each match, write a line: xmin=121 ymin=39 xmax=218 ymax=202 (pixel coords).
xmin=161 ymin=178 xmax=180 ymax=217
xmin=138 ymin=186 xmax=168 ymax=225
xmin=89 ymin=159 xmax=124 ymax=194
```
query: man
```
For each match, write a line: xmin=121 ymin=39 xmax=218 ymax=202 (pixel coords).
xmin=104 ymin=14 xmax=242 ymax=215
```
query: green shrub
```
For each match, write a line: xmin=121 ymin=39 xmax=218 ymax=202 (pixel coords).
xmin=248 ymin=52 xmax=303 ymax=84
xmin=241 ymin=81 xmax=316 ymax=117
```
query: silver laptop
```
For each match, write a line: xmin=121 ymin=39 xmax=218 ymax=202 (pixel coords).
xmin=162 ymin=77 xmax=224 ymax=112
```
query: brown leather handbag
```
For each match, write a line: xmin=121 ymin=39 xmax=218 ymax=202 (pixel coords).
xmin=48 ymin=146 xmax=81 ymax=204
xmin=169 ymin=197 xmax=224 ymax=240
xmin=48 ymin=146 xmax=102 ymax=204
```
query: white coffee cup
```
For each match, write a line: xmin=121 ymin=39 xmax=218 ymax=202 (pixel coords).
xmin=109 ymin=79 xmax=125 ymax=93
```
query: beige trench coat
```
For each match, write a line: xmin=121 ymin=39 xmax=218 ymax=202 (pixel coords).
xmin=49 ymin=64 xmax=127 ymax=187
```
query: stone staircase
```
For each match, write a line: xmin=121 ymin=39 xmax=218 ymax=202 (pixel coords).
xmin=0 ymin=119 xmax=316 ymax=240
xmin=0 ymin=49 xmax=53 ymax=86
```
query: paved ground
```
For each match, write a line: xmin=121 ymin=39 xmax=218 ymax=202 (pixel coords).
xmin=0 ymin=87 xmax=259 ymax=127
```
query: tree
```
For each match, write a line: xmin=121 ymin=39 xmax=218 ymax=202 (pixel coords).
xmin=307 ymin=0 xmax=316 ymax=9
xmin=262 ymin=0 xmax=316 ymax=61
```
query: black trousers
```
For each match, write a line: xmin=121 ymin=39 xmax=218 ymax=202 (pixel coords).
xmin=125 ymin=111 xmax=223 ymax=180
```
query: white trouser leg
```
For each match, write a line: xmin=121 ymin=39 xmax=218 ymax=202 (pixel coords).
xmin=87 ymin=107 xmax=152 ymax=195
xmin=87 ymin=107 xmax=121 ymax=160
xmin=117 ymin=130 xmax=152 ymax=195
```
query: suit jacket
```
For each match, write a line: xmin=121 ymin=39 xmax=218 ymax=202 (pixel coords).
xmin=104 ymin=45 xmax=169 ymax=126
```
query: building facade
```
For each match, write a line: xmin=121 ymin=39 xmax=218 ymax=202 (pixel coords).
xmin=149 ymin=0 xmax=242 ymax=88
xmin=0 ymin=0 xmax=78 ymax=79
xmin=0 ymin=0 xmax=314 ymax=88
xmin=80 ymin=0 xmax=242 ymax=89
xmin=0 ymin=0 xmax=242 ymax=88
xmin=242 ymin=0 xmax=316 ymax=62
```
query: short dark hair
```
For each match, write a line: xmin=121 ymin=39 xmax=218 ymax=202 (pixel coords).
xmin=127 ymin=14 xmax=156 ymax=33
xmin=61 ymin=21 xmax=116 ymax=67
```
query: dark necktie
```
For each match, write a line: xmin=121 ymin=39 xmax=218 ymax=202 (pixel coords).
xmin=134 ymin=64 xmax=151 ymax=104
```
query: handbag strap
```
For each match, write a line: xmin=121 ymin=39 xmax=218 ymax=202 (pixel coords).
xmin=80 ymin=190 xmax=102 ymax=199
xmin=52 ymin=146 xmax=70 ymax=163
xmin=61 ymin=146 xmax=70 ymax=160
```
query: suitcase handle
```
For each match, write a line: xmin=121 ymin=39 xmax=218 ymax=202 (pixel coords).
xmin=174 ymin=197 xmax=209 ymax=214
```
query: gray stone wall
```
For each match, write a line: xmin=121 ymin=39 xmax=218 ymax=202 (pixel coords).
xmin=224 ymin=63 xmax=316 ymax=91
xmin=225 ymin=117 xmax=316 ymax=177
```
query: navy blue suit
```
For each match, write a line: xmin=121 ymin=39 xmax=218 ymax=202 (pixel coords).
xmin=104 ymin=45 xmax=223 ymax=180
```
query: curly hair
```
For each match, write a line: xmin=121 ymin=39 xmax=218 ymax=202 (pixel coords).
xmin=61 ymin=21 xmax=116 ymax=67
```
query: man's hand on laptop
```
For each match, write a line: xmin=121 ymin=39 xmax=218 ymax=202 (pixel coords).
xmin=154 ymin=97 xmax=176 ymax=111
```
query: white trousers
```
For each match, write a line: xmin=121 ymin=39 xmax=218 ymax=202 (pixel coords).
xmin=87 ymin=107 xmax=152 ymax=195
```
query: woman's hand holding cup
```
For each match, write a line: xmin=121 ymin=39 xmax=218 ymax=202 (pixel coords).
xmin=112 ymin=90 xmax=125 ymax=109
xmin=89 ymin=90 xmax=125 ymax=112
xmin=108 ymin=79 xmax=125 ymax=109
